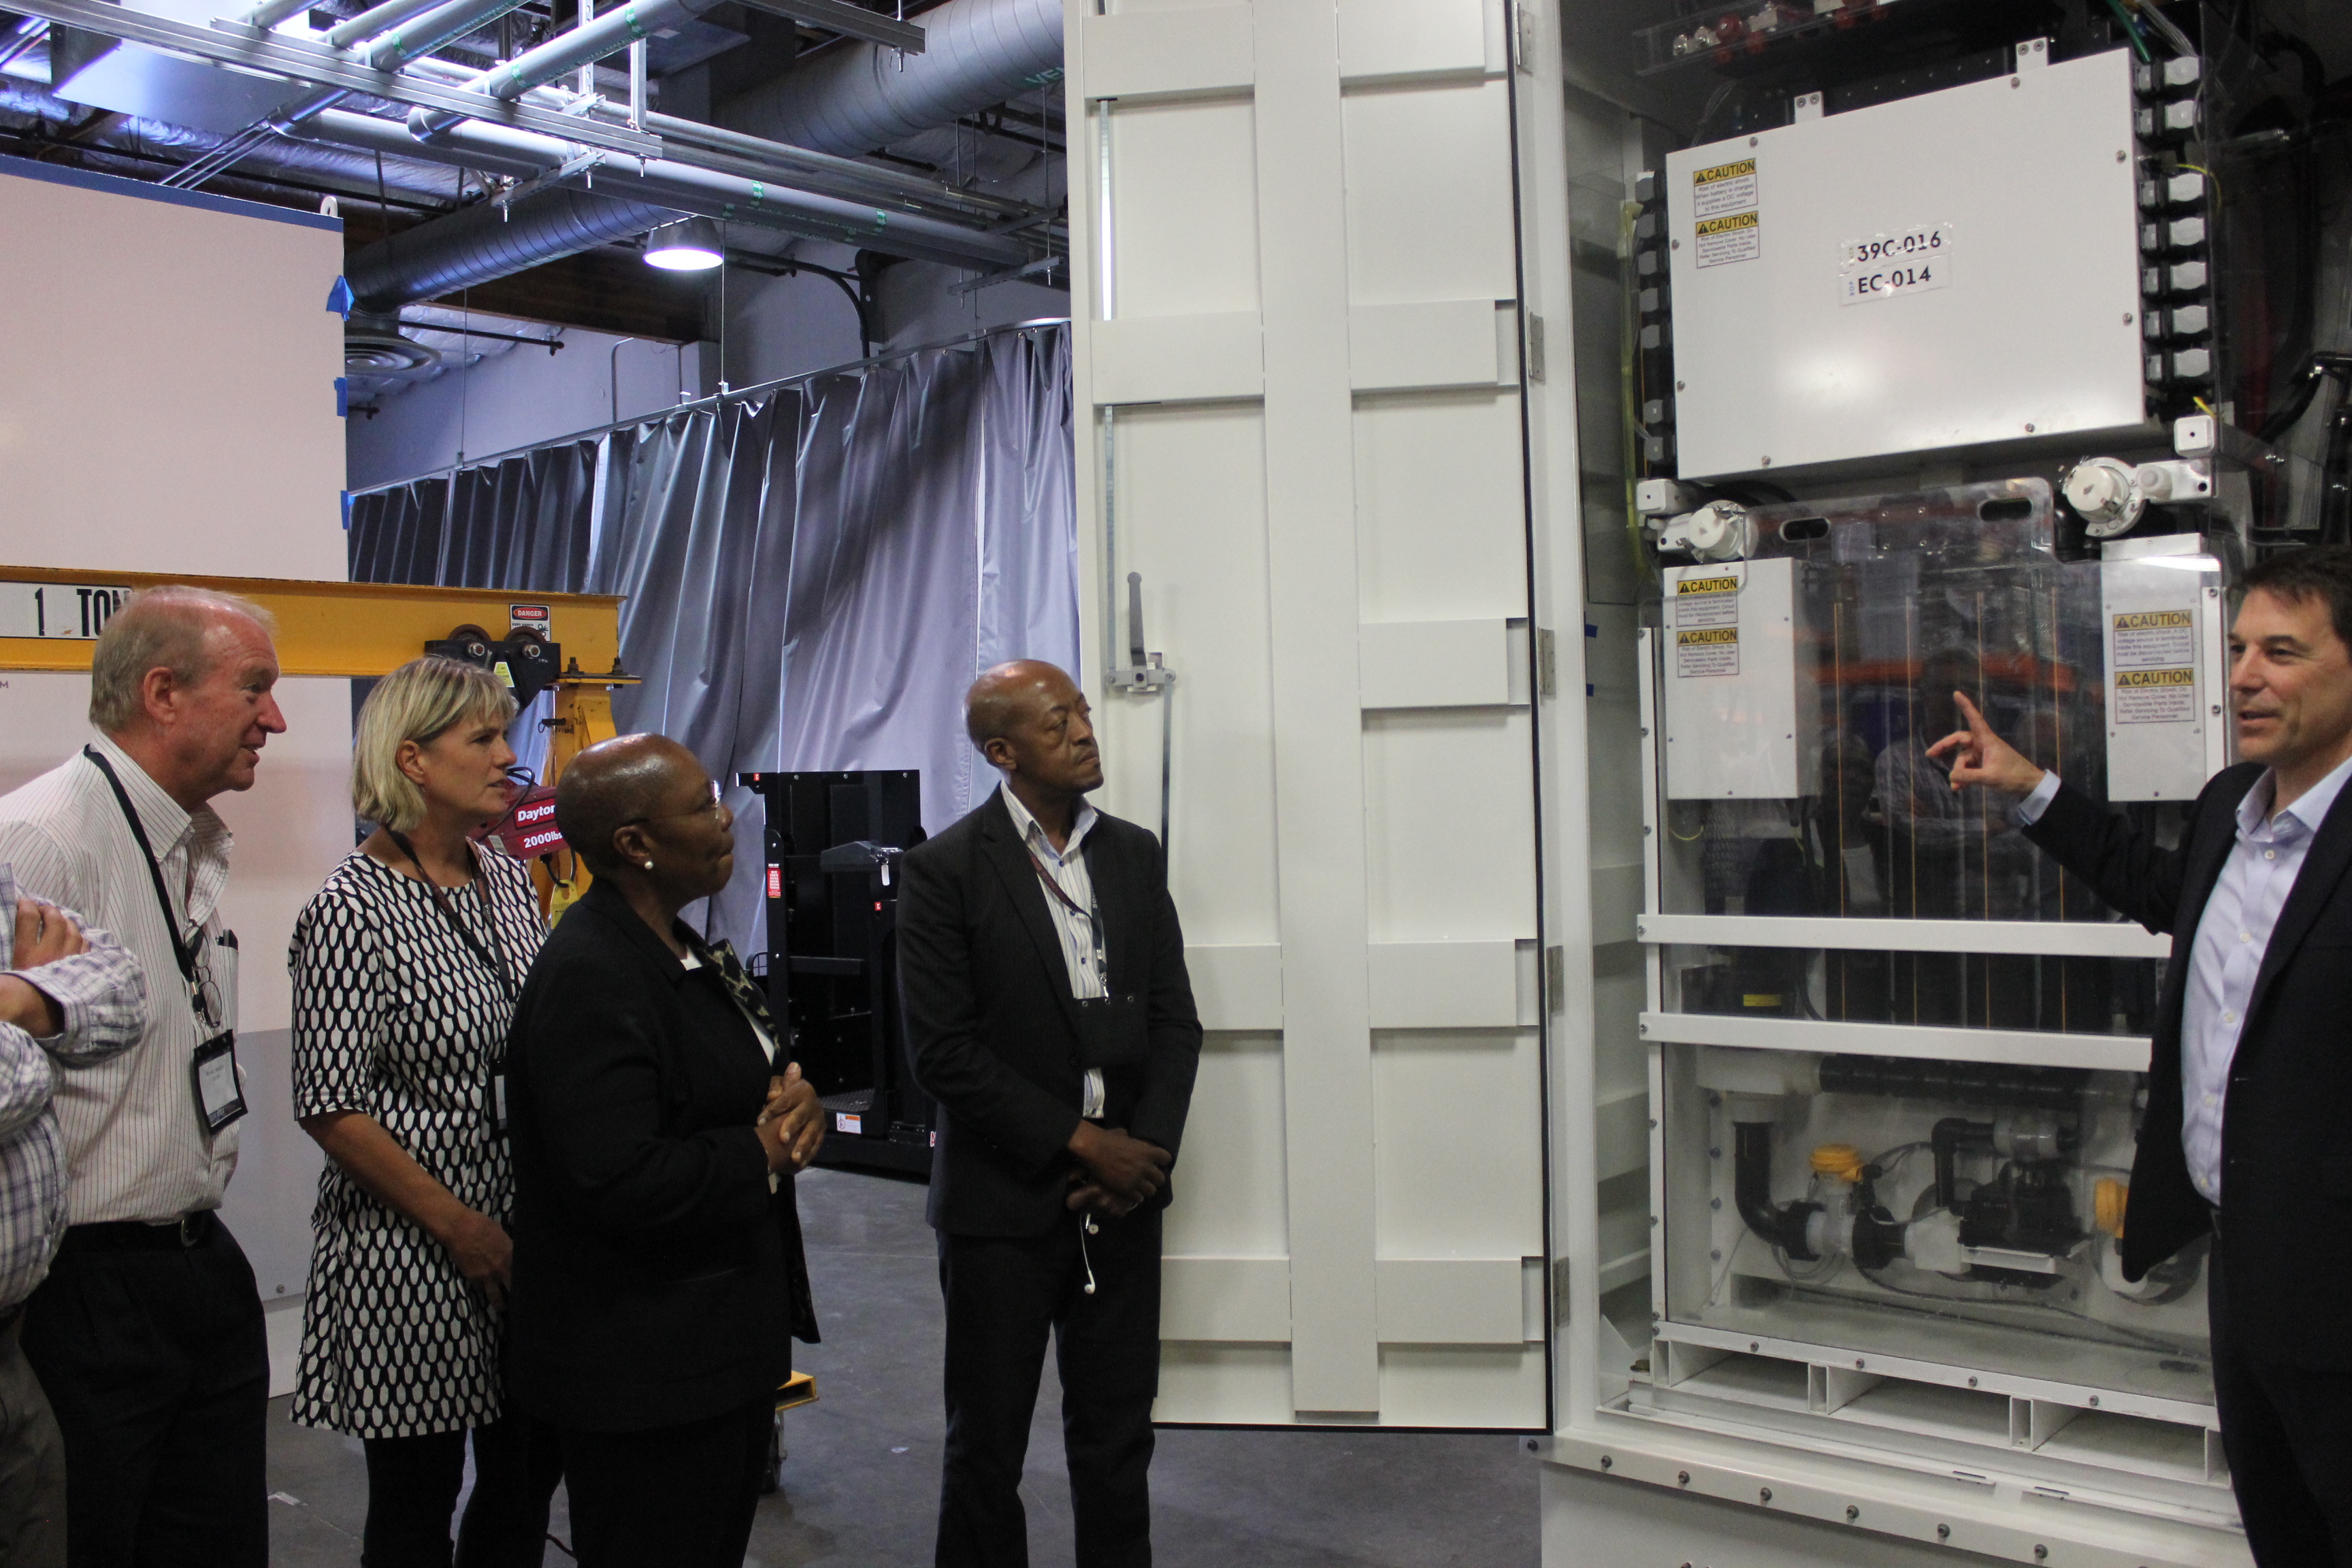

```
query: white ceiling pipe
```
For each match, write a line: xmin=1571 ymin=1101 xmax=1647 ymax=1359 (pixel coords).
xmin=407 ymin=0 xmax=728 ymax=137
xmin=323 ymin=0 xmax=469 ymax=50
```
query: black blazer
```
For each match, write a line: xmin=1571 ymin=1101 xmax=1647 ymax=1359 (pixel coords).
xmin=899 ymin=791 xmax=1203 ymax=1237
xmin=2026 ymin=766 xmax=2352 ymax=1365
xmin=504 ymin=878 xmax=816 ymax=1431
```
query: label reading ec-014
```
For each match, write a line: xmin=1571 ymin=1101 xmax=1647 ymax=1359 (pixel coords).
xmin=1839 ymin=223 xmax=1953 ymax=304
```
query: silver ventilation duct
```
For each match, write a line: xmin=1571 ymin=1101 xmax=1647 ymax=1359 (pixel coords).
xmin=342 ymin=186 xmax=681 ymax=312
xmin=716 ymin=0 xmax=1060 ymax=156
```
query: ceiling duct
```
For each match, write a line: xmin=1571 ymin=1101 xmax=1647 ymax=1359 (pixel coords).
xmin=715 ymin=0 xmax=1060 ymax=157
xmin=342 ymin=185 xmax=681 ymax=312
xmin=344 ymin=309 xmax=442 ymax=375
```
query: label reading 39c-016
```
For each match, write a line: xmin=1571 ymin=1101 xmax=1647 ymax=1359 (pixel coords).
xmin=1840 ymin=223 xmax=1954 ymax=305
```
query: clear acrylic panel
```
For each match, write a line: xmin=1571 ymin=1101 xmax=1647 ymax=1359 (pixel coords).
xmin=1663 ymin=944 xmax=2163 ymax=1036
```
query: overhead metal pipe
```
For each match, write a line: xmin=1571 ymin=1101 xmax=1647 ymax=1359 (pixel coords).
xmin=630 ymin=109 xmax=1036 ymax=220
xmin=323 ymin=0 xmax=464 ymax=50
xmin=408 ymin=0 xmax=727 ymax=137
xmin=238 ymin=0 xmax=316 ymax=29
xmin=311 ymin=108 xmax=1032 ymax=309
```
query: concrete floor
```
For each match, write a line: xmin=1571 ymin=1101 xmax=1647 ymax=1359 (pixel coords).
xmin=266 ymin=1165 xmax=1541 ymax=1566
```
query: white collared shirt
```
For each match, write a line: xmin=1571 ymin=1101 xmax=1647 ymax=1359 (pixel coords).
xmin=2019 ymin=753 xmax=2352 ymax=1203
xmin=999 ymin=781 xmax=1107 ymax=1118
xmin=0 ymin=734 xmax=240 ymax=1224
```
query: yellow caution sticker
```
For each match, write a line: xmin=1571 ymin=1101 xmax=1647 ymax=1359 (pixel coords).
xmin=1676 ymin=625 xmax=1740 ymax=678
xmin=1690 ymin=158 xmax=1759 ymax=219
xmin=2114 ymin=666 xmax=2197 ymax=725
xmin=1695 ymin=209 xmax=1761 ymax=269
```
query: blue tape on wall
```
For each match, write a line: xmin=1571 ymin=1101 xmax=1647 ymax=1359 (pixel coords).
xmin=326 ymin=276 xmax=354 ymax=319
xmin=335 ymin=376 xmax=349 ymax=418
xmin=340 ymin=491 xmax=353 ymax=530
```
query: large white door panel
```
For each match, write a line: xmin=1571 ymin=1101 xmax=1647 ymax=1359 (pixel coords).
xmin=1353 ymin=389 xmax=1529 ymax=622
xmin=1341 ymin=78 xmax=1516 ymax=306
xmin=1102 ymin=95 xmax=1263 ymax=318
xmin=1068 ymin=0 xmax=1549 ymax=1430
xmin=1362 ymin=708 xmax=1537 ymax=943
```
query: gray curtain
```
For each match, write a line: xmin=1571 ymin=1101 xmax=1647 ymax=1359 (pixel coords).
xmin=347 ymin=321 xmax=1079 ymax=948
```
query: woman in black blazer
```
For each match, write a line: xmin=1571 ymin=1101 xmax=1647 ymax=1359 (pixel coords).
xmin=503 ymin=734 xmax=823 ymax=1567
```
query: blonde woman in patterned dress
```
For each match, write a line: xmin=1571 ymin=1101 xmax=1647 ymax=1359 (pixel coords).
xmin=289 ymin=657 xmax=559 ymax=1567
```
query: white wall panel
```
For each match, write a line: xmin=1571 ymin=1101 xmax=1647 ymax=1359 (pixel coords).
xmin=1362 ymin=708 xmax=1537 ymax=943
xmin=1336 ymin=0 xmax=1488 ymax=81
xmin=1092 ymin=313 xmax=1264 ymax=403
xmin=1353 ymin=389 xmax=1528 ymax=622
xmin=1375 ymin=1258 xmax=1525 ymax=1343
xmin=1081 ymin=5 xmax=1256 ymax=99
xmin=1367 ymin=940 xmax=1518 ymax=1028
xmin=1348 ymin=299 xmax=1504 ymax=392
xmin=1358 ymin=618 xmax=1514 ymax=708
xmin=1163 ymin=1256 xmax=1293 ymax=1340
xmin=1162 ymin=1032 xmax=1290 ymax=1257
xmin=1100 ymin=404 xmax=1279 ymax=945
xmin=1156 ymin=1344 xmax=1295 ymax=1424
xmin=1104 ymin=96 xmax=1262 ymax=318
xmin=1184 ymin=943 xmax=1285 ymax=1030
xmin=1372 ymin=1027 xmax=1543 ymax=1258
xmin=1340 ymin=80 xmax=1516 ymax=306
xmin=1379 ymin=1346 xmax=1545 ymax=1426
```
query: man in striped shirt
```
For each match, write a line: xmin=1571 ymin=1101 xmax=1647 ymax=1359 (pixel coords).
xmin=0 ymin=587 xmax=286 ymax=1568
xmin=0 ymin=876 xmax=145 ymax=1568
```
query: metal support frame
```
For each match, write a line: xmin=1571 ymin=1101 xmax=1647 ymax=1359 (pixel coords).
xmin=12 ymin=0 xmax=664 ymax=158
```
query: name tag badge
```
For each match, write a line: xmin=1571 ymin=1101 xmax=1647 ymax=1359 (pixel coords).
xmin=489 ymin=1069 xmax=511 ymax=1139
xmin=191 ymin=1031 xmax=246 ymax=1134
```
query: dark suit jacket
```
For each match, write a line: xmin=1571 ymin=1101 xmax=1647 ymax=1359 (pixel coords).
xmin=504 ymin=878 xmax=816 ymax=1431
xmin=899 ymin=790 xmax=1203 ymax=1237
xmin=2025 ymin=765 xmax=2352 ymax=1365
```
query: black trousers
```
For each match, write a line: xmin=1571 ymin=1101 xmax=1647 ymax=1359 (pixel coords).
xmin=19 ymin=1212 xmax=267 ymax=1568
xmin=557 ymin=1398 xmax=773 ymax=1568
xmin=936 ymin=1207 xmax=1162 ymax=1568
xmin=361 ymin=1415 xmax=564 ymax=1568
xmin=2210 ymin=1245 xmax=2352 ymax=1564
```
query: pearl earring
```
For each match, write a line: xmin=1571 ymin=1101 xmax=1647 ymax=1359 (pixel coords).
xmin=643 ymin=860 xmax=655 ymax=870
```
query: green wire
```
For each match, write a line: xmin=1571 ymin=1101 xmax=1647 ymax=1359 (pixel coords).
xmin=2103 ymin=0 xmax=2153 ymax=62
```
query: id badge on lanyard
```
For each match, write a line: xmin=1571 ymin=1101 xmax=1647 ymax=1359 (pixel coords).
xmin=192 ymin=1030 xmax=246 ymax=1133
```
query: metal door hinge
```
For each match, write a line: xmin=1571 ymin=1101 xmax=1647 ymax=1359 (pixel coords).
xmin=1524 ymin=313 xmax=1546 ymax=383
xmin=1535 ymin=626 xmax=1557 ymax=699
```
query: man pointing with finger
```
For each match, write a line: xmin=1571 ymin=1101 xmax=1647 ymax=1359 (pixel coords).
xmin=900 ymin=659 xmax=1203 ymax=1568
xmin=1929 ymin=546 xmax=2352 ymax=1563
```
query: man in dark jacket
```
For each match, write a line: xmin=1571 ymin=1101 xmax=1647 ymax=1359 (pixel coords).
xmin=1931 ymin=547 xmax=2352 ymax=1563
xmin=900 ymin=660 xmax=1203 ymax=1568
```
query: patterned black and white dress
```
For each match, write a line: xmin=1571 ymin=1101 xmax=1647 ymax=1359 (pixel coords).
xmin=287 ymin=847 xmax=544 ymax=1439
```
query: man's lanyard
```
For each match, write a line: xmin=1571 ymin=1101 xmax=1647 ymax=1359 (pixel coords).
xmin=82 ymin=746 xmax=214 ymax=1028
xmin=1025 ymin=843 xmax=1107 ymax=985
xmin=387 ymin=832 xmax=517 ymax=1002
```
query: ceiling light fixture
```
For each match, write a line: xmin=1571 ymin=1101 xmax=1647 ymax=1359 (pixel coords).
xmin=643 ymin=216 xmax=725 ymax=272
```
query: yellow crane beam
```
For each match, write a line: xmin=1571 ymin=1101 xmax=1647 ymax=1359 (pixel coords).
xmin=0 ymin=567 xmax=633 ymax=915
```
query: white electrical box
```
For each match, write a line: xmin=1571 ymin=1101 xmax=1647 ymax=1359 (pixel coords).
xmin=2102 ymin=547 xmax=2230 ymax=800
xmin=1663 ymin=557 xmax=1818 ymax=800
xmin=1664 ymin=48 xmax=2150 ymax=478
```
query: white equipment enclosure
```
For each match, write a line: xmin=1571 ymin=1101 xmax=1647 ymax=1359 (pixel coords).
xmin=1062 ymin=0 xmax=2290 ymax=1560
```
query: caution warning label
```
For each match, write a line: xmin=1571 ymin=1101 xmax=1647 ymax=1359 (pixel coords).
xmin=2114 ymin=666 xmax=2197 ymax=724
xmin=2112 ymin=608 xmax=2195 ymax=670
xmin=1691 ymin=158 xmax=1759 ymax=219
xmin=1674 ymin=575 xmax=1741 ymax=629
xmin=1696 ymin=210 xmax=1761 ymax=270
xmin=1676 ymin=626 xmax=1740 ymax=678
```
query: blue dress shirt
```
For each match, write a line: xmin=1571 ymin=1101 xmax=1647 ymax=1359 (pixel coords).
xmin=2019 ymin=753 xmax=2352 ymax=1203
